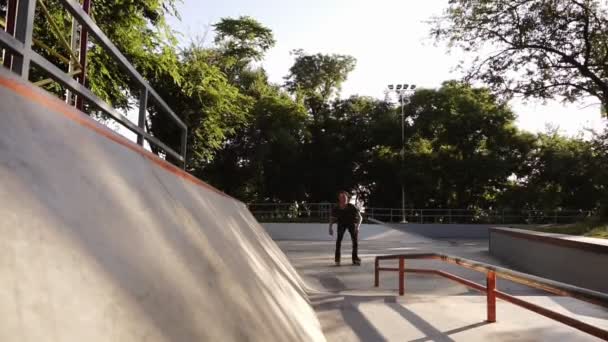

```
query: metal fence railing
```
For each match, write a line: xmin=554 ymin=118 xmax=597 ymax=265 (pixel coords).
xmin=0 ymin=0 xmax=187 ymax=168
xmin=247 ymin=203 xmax=333 ymax=222
xmin=247 ymin=203 xmax=595 ymax=224
xmin=375 ymin=253 xmax=608 ymax=340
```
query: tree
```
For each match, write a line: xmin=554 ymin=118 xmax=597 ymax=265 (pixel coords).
xmin=147 ymin=17 xmax=278 ymax=169
xmin=305 ymin=96 xmax=393 ymax=202
xmin=21 ymin=0 xmax=181 ymax=110
xmin=201 ymin=81 xmax=309 ymax=202
xmin=431 ymin=0 xmax=608 ymax=113
xmin=590 ymin=128 xmax=608 ymax=218
xmin=500 ymin=130 xmax=603 ymax=211
xmin=368 ymin=81 xmax=534 ymax=209
xmin=148 ymin=44 xmax=251 ymax=168
xmin=213 ymin=16 xmax=275 ymax=64
xmin=284 ymin=50 xmax=356 ymax=118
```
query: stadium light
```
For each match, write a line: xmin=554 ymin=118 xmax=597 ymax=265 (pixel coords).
xmin=385 ymin=81 xmax=418 ymax=223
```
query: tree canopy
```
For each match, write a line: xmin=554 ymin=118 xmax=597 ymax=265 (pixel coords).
xmin=4 ymin=2 xmax=607 ymax=217
xmin=431 ymin=0 xmax=608 ymax=113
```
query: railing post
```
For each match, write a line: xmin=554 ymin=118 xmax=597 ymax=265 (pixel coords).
xmin=374 ymin=258 xmax=379 ymax=287
xmin=180 ymin=128 xmax=188 ymax=170
xmin=554 ymin=211 xmax=557 ymax=224
xmin=3 ymin=0 xmax=18 ymax=69
xmin=75 ymin=0 xmax=91 ymax=110
xmin=11 ymin=0 xmax=36 ymax=78
xmin=137 ymin=87 xmax=148 ymax=146
xmin=487 ymin=271 xmax=497 ymax=323
xmin=399 ymin=257 xmax=405 ymax=296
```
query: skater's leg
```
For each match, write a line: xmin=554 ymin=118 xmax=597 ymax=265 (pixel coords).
xmin=335 ymin=226 xmax=346 ymax=263
xmin=348 ymin=225 xmax=360 ymax=264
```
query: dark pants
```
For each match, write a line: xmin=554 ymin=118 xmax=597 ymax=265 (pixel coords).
xmin=335 ymin=225 xmax=359 ymax=262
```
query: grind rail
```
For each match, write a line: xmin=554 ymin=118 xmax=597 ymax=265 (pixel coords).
xmin=374 ymin=253 xmax=608 ymax=340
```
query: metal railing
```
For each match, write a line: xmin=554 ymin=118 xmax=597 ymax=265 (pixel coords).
xmin=374 ymin=253 xmax=608 ymax=340
xmin=247 ymin=202 xmax=594 ymax=224
xmin=248 ymin=202 xmax=333 ymax=222
xmin=365 ymin=207 xmax=594 ymax=224
xmin=0 ymin=0 xmax=187 ymax=168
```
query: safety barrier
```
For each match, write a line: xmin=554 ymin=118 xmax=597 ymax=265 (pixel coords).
xmin=0 ymin=0 xmax=187 ymax=167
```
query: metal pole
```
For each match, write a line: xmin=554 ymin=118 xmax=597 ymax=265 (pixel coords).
xmin=66 ymin=16 xmax=80 ymax=105
xmin=180 ymin=128 xmax=187 ymax=169
xmin=374 ymin=258 xmax=379 ymax=287
xmin=75 ymin=0 xmax=91 ymax=111
xmin=487 ymin=271 xmax=497 ymax=322
xmin=11 ymin=0 xmax=36 ymax=78
xmin=137 ymin=87 xmax=148 ymax=146
xmin=399 ymin=257 xmax=405 ymax=296
xmin=401 ymin=92 xmax=406 ymax=223
xmin=3 ymin=0 xmax=17 ymax=69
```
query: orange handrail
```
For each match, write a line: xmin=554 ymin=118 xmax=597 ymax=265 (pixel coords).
xmin=374 ymin=253 xmax=608 ymax=340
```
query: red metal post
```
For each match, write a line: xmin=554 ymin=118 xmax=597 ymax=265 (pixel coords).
xmin=3 ymin=0 xmax=18 ymax=68
xmin=75 ymin=0 xmax=91 ymax=110
xmin=374 ymin=258 xmax=379 ymax=287
xmin=487 ymin=271 xmax=497 ymax=323
xmin=399 ymin=258 xmax=405 ymax=296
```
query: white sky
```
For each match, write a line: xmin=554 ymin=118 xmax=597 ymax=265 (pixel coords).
xmin=163 ymin=0 xmax=606 ymax=137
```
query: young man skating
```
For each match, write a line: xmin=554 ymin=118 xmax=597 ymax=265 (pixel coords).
xmin=329 ymin=191 xmax=362 ymax=266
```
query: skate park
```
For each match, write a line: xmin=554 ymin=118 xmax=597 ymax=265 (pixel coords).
xmin=2 ymin=1 xmax=608 ymax=341
xmin=260 ymin=219 xmax=608 ymax=341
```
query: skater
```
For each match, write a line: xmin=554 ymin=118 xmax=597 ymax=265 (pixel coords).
xmin=329 ymin=191 xmax=362 ymax=266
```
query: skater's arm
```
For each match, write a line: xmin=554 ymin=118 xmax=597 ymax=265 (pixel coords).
xmin=329 ymin=213 xmax=336 ymax=236
xmin=355 ymin=208 xmax=362 ymax=232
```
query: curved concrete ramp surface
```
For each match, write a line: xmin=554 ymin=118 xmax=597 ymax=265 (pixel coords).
xmin=0 ymin=70 xmax=325 ymax=342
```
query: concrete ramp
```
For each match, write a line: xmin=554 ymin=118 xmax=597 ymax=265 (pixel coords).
xmin=0 ymin=70 xmax=325 ymax=341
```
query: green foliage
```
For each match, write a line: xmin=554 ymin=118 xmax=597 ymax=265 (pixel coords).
xmin=431 ymin=0 xmax=608 ymax=112
xmin=198 ymin=68 xmax=309 ymax=202
xmin=284 ymin=50 xmax=356 ymax=116
xmin=367 ymin=81 xmax=533 ymax=209
xmin=149 ymin=44 xmax=252 ymax=166
xmin=24 ymin=0 xmax=180 ymax=111
xmin=213 ymin=16 xmax=275 ymax=63
xmin=499 ymin=130 xmax=607 ymax=212
xmin=9 ymin=3 xmax=607 ymax=217
xmin=521 ymin=218 xmax=608 ymax=239
xmin=590 ymin=128 xmax=608 ymax=218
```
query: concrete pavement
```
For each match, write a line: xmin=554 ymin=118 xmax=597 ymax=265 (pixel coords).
xmin=269 ymin=223 xmax=608 ymax=341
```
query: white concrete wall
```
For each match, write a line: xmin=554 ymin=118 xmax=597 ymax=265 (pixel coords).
xmin=0 ymin=70 xmax=325 ymax=342
xmin=490 ymin=228 xmax=608 ymax=294
xmin=390 ymin=223 xmax=494 ymax=239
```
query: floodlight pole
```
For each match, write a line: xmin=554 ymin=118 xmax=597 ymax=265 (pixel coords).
xmin=400 ymin=92 xmax=405 ymax=223
xmin=387 ymin=84 xmax=416 ymax=223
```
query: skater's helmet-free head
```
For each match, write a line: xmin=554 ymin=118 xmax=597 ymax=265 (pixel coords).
xmin=337 ymin=191 xmax=349 ymax=205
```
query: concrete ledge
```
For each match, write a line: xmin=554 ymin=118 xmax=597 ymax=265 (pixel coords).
xmin=391 ymin=223 xmax=495 ymax=239
xmin=490 ymin=228 xmax=608 ymax=294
